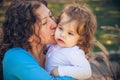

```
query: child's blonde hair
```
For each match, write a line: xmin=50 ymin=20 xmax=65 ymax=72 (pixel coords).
xmin=57 ymin=4 xmax=97 ymax=54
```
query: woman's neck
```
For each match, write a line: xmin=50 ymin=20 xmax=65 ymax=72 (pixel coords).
xmin=29 ymin=44 xmax=46 ymax=68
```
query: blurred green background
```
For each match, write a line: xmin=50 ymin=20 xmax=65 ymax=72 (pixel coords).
xmin=0 ymin=0 xmax=120 ymax=53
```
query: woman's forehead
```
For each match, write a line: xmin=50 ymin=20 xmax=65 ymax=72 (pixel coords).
xmin=35 ymin=4 xmax=50 ymax=19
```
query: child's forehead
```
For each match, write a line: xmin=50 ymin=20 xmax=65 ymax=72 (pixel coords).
xmin=60 ymin=13 xmax=74 ymax=24
xmin=59 ymin=20 xmax=78 ymax=32
xmin=60 ymin=13 xmax=70 ymax=22
xmin=59 ymin=19 xmax=77 ymax=27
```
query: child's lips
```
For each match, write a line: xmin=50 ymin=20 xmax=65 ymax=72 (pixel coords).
xmin=57 ymin=39 xmax=64 ymax=43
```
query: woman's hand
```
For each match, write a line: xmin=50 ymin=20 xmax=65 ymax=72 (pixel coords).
xmin=51 ymin=67 xmax=59 ymax=77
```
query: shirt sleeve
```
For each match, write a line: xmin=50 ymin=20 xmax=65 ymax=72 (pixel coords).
xmin=3 ymin=48 xmax=73 ymax=80
xmin=58 ymin=49 xmax=92 ymax=80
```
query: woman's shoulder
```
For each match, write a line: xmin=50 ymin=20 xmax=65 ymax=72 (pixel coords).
xmin=3 ymin=47 xmax=37 ymax=64
xmin=6 ymin=47 xmax=26 ymax=53
xmin=4 ymin=47 xmax=29 ymax=57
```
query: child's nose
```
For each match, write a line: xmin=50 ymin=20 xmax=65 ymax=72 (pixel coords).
xmin=61 ymin=32 xmax=66 ymax=38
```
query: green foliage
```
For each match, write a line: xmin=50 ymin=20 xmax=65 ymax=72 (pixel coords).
xmin=48 ymin=2 xmax=65 ymax=18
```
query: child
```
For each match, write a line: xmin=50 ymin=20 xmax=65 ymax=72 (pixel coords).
xmin=45 ymin=4 xmax=97 ymax=80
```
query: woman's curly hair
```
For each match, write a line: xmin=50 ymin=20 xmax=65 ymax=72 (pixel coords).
xmin=0 ymin=0 xmax=47 ymax=56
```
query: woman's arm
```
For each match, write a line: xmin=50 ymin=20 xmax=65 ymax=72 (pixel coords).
xmin=3 ymin=48 xmax=73 ymax=80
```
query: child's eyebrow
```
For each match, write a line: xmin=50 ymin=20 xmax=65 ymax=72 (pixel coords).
xmin=69 ymin=30 xmax=76 ymax=34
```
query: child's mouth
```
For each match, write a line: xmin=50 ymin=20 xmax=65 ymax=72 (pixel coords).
xmin=57 ymin=39 xmax=64 ymax=43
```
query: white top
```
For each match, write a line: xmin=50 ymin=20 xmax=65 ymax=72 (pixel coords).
xmin=45 ymin=44 xmax=91 ymax=80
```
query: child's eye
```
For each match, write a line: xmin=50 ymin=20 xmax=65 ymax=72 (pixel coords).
xmin=68 ymin=32 xmax=73 ymax=35
xmin=59 ymin=27 xmax=63 ymax=30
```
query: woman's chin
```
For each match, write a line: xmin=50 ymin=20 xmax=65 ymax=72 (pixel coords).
xmin=49 ymin=38 xmax=57 ymax=44
xmin=51 ymin=40 xmax=57 ymax=44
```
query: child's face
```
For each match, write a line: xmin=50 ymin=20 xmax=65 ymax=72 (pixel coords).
xmin=55 ymin=13 xmax=79 ymax=47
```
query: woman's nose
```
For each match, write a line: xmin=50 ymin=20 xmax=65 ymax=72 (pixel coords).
xmin=51 ymin=19 xmax=57 ymax=30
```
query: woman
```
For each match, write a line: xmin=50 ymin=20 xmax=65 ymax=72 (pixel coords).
xmin=0 ymin=0 xmax=73 ymax=80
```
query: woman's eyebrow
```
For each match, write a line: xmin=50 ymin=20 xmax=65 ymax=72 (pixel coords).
xmin=36 ymin=14 xmax=47 ymax=21
xmin=41 ymin=10 xmax=51 ymax=20
xmin=41 ymin=16 xmax=47 ymax=20
xmin=40 ymin=17 xmax=47 ymax=25
xmin=41 ymin=10 xmax=52 ymax=21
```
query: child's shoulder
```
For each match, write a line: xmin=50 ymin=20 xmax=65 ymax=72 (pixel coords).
xmin=60 ymin=46 xmax=85 ymax=55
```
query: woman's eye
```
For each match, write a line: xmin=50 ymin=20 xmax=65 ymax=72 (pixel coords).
xmin=42 ymin=21 xmax=47 ymax=25
xmin=42 ymin=22 xmax=47 ymax=25
xmin=41 ymin=18 xmax=47 ymax=25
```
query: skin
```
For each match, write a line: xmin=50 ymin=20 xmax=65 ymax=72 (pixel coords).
xmin=51 ymin=13 xmax=80 ymax=76
xmin=55 ymin=13 xmax=79 ymax=48
xmin=30 ymin=4 xmax=57 ymax=45
xmin=28 ymin=4 xmax=57 ymax=67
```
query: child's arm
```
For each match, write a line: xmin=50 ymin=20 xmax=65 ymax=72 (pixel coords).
xmin=51 ymin=50 xmax=92 ymax=80
xmin=51 ymin=67 xmax=59 ymax=77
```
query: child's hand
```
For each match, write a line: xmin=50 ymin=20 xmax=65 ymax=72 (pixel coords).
xmin=51 ymin=68 xmax=59 ymax=77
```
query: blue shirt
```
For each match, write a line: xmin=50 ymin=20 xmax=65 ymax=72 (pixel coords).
xmin=3 ymin=48 xmax=73 ymax=80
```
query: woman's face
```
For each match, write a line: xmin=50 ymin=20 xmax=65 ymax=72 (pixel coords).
xmin=32 ymin=4 xmax=57 ymax=45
